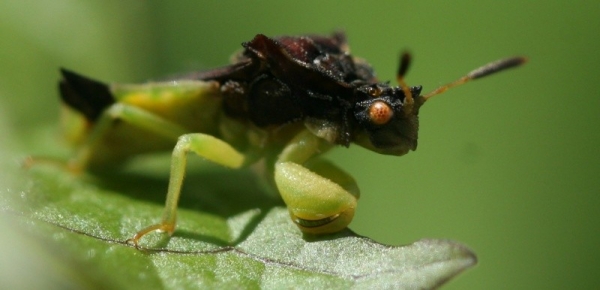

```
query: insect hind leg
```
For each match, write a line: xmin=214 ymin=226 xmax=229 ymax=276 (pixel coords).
xmin=25 ymin=102 xmax=190 ymax=173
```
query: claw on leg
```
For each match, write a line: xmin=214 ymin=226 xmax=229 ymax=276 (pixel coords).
xmin=22 ymin=155 xmax=85 ymax=174
xmin=126 ymin=222 xmax=175 ymax=247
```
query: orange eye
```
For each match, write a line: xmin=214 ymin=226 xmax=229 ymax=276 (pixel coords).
xmin=368 ymin=101 xmax=393 ymax=125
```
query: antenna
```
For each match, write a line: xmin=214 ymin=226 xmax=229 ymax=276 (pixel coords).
xmin=422 ymin=56 xmax=527 ymax=101
xmin=396 ymin=52 xmax=414 ymax=113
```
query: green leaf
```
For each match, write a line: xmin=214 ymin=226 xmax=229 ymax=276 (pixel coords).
xmin=2 ymin=154 xmax=476 ymax=289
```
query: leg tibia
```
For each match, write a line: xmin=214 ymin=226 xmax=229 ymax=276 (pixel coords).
xmin=128 ymin=133 xmax=245 ymax=246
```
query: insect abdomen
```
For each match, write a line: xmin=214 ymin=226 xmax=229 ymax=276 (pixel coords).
xmin=59 ymin=69 xmax=115 ymax=122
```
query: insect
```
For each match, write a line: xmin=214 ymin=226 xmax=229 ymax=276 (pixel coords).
xmin=50 ymin=32 xmax=525 ymax=246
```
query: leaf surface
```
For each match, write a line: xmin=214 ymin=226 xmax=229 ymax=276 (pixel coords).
xmin=3 ymin=160 xmax=476 ymax=289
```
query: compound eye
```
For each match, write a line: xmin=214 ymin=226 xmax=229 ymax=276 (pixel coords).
xmin=368 ymin=101 xmax=393 ymax=125
xmin=366 ymin=86 xmax=382 ymax=97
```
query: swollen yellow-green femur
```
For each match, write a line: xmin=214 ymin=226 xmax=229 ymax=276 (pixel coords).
xmin=274 ymin=160 xmax=359 ymax=234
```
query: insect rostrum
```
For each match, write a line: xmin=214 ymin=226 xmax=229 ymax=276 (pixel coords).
xmin=55 ymin=32 xmax=526 ymax=246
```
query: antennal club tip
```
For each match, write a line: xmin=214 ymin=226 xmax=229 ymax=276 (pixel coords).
xmin=397 ymin=51 xmax=412 ymax=79
xmin=468 ymin=56 xmax=528 ymax=80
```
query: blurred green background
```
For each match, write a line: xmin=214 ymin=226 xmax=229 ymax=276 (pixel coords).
xmin=1 ymin=1 xmax=598 ymax=289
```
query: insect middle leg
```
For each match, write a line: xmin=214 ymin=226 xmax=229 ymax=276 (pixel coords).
xmin=54 ymin=102 xmax=247 ymax=246
xmin=127 ymin=133 xmax=245 ymax=246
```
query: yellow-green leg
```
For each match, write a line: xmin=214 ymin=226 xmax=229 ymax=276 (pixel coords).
xmin=275 ymin=130 xmax=360 ymax=234
xmin=69 ymin=103 xmax=190 ymax=172
xmin=25 ymin=103 xmax=189 ymax=172
xmin=127 ymin=133 xmax=245 ymax=246
xmin=53 ymin=103 xmax=246 ymax=246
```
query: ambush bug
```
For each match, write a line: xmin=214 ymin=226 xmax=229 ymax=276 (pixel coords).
xmin=44 ymin=32 xmax=525 ymax=246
